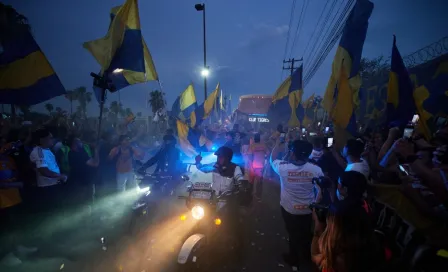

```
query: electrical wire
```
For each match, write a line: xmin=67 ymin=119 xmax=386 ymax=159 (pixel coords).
xmin=289 ymin=0 xmax=309 ymax=57
xmin=280 ymin=0 xmax=297 ymax=81
xmin=302 ymin=0 xmax=331 ymax=60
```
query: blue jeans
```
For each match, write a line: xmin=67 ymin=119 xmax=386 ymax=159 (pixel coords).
xmin=116 ymin=171 xmax=136 ymax=192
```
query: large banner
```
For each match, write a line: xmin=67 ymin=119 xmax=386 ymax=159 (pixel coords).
xmin=358 ymin=53 xmax=448 ymax=131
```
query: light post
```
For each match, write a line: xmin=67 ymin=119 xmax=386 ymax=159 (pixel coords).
xmin=195 ymin=3 xmax=207 ymax=101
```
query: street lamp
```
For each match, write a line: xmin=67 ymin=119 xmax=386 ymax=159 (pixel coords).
xmin=195 ymin=3 xmax=207 ymax=101
xmin=201 ymin=67 xmax=209 ymax=77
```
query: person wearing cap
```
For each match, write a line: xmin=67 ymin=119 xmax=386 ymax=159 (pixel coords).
xmin=270 ymin=139 xmax=324 ymax=268
xmin=195 ymin=146 xmax=244 ymax=189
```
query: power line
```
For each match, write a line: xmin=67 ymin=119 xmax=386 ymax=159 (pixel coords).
xmin=302 ymin=0 xmax=331 ymax=59
xmin=289 ymin=0 xmax=309 ymax=57
xmin=304 ymin=0 xmax=355 ymax=86
xmin=280 ymin=0 xmax=297 ymax=82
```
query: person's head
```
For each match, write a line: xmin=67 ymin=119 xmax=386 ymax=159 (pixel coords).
xmin=119 ymin=135 xmax=131 ymax=147
xmin=163 ymin=134 xmax=176 ymax=146
xmin=277 ymin=124 xmax=283 ymax=133
xmin=67 ymin=134 xmax=83 ymax=150
xmin=342 ymin=139 xmax=365 ymax=160
xmin=290 ymin=140 xmax=313 ymax=163
xmin=312 ymin=137 xmax=324 ymax=150
xmin=254 ymin=133 xmax=261 ymax=143
xmin=416 ymin=147 xmax=435 ymax=167
xmin=34 ymin=128 xmax=54 ymax=148
xmin=225 ymin=131 xmax=232 ymax=141
xmin=214 ymin=146 xmax=233 ymax=166
xmin=337 ymin=171 xmax=367 ymax=201
xmin=233 ymin=124 xmax=239 ymax=132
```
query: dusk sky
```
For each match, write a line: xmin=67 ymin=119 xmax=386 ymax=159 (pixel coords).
xmin=5 ymin=0 xmax=448 ymax=116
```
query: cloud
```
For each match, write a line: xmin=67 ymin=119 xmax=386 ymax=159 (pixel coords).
xmin=240 ymin=23 xmax=289 ymax=49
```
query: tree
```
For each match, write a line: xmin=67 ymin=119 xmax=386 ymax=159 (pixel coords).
xmin=359 ymin=56 xmax=389 ymax=87
xmin=65 ymin=90 xmax=78 ymax=115
xmin=0 ymin=3 xmax=30 ymax=45
xmin=45 ymin=103 xmax=54 ymax=115
xmin=148 ymin=90 xmax=165 ymax=115
xmin=73 ymin=86 xmax=92 ymax=118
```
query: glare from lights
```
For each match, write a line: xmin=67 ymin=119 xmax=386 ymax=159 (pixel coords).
xmin=180 ymin=214 xmax=187 ymax=221
xmin=201 ymin=68 xmax=210 ymax=77
xmin=113 ymin=68 xmax=124 ymax=74
xmin=214 ymin=218 xmax=222 ymax=226
xmin=191 ymin=205 xmax=205 ymax=220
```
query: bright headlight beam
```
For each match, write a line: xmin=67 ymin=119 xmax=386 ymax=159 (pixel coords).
xmin=191 ymin=205 xmax=205 ymax=220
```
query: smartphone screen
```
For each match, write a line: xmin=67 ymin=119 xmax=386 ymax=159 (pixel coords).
xmin=325 ymin=127 xmax=329 ymax=133
xmin=302 ymin=128 xmax=306 ymax=133
xmin=309 ymin=132 xmax=317 ymax=136
xmin=403 ymin=128 xmax=414 ymax=138
xmin=412 ymin=114 xmax=419 ymax=124
xmin=327 ymin=138 xmax=333 ymax=147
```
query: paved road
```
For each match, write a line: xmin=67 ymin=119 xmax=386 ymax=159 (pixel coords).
xmin=1 ymin=170 xmax=313 ymax=272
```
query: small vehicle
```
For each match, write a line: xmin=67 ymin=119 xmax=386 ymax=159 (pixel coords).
xmin=176 ymin=174 xmax=248 ymax=271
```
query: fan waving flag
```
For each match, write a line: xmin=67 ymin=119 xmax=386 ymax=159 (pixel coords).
xmin=323 ymin=0 xmax=374 ymax=148
xmin=176 ymin=120 xmax=212 ymax=157
xmin=83 ymin=0 xmax=158 ymax=101
xmin=271 ymin=65 xmax=305 ymax=127
xmin=171 ymin=84 xmax=198 ymax=124
xmin=386 ymin=36 xmax=416 ymax=127
xmin=191 ymin=83 xmax=220 ymax=127
xmin=0 ymin=31 xmax=65 ymax=104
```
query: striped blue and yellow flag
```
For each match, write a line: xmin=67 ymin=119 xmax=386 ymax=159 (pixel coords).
xmin=0 ymin=31 xmax=65 ymax=104
xmin=323 ymin=0 xmax=374 ymax=147
xmin=191 ymin=83 xmax=220 ymax=127
xmin=171 ymin=84 xmax=198 ymax=124
xmin=176 ymin=120 xmax=212 ymax=157
xmin=386 ymin=36 xmax=415 ymax=127
xmin=302 ymin=93 xmax=315 ymax=127
xmin=84 ymin=0 xmax=157 ymax=101
xmin=272 ymin=65 xmax=305 ymax=127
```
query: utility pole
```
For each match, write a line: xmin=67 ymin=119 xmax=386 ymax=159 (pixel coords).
xmin=283 ymin=58 xmax=303 ymax=76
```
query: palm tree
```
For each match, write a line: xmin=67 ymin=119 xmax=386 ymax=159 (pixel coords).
xmin=73 ymin=87 xmax=92 ymax=118
xmin=45 ymin=103 xmax=54 ymax=115
xmin=65 ymin=90 xmax=78 ymax=115
xmin=125 ymin=107 xmax=133 ymax=117
xmin=109 ymin=101 xmax=122 ymax=117
xmin=148 ymin=90 xmax=165 ymax=115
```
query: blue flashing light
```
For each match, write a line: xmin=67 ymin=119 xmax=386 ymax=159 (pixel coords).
xmin=211 ymin=145 xmax=217 ymax=151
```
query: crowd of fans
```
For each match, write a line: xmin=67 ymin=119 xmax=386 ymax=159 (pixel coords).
xmin=1 ymin=113 xmax=448 ymax=271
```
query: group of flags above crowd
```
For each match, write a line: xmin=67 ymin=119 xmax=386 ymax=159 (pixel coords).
xmin=1 ymin=0 xmax=447 ymax=154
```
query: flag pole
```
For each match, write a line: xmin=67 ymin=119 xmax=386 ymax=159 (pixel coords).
xmin=91 ymin=72 xmax=115 ymax=141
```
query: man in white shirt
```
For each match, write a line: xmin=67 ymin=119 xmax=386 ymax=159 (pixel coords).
xmin=342 ymin=139 xmax=370 ymax=179
xmin=270 ymin=139 xmax=324 ymax=267
xmin=29 ymin=128 xmax=67 ymax=211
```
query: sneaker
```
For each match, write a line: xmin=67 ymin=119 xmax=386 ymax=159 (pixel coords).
xmin=0 ymin=252 xmax=22 ymax=266
xmin=282 ymin=253 xmax=299 ymax=267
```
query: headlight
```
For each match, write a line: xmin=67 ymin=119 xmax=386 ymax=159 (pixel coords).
xmin=191 ymin=205 xmax=205 ymax=220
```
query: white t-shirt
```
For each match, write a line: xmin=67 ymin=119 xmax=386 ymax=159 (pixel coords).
xmin=30 ymin=146 xmax=61 ymax=187
xmin=345 ymin=160 xmax=370 ymax=179
xmin=271 ymin=160 xmax=324 ymax=215
xmin=309 ymin=149 xmax=324 ymax=161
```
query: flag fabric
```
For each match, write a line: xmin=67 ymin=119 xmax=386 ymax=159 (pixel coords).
xmin=414 ymin=60 xmax=448 ymax=139
xmin=171 ymin=84 xmax=198 ymax=123
xmin=84 ymin=0 xmax=158 ymax=102
xmin=386 ymin=36 xmax=416 ymax=127
xmin=0 ymin=31 xmax=65 ymax=104
xmin=191 ymin=83 xmax=220 ymax=127
xmin=323 ymin=0 xmax=374 ymax=148
xmin=302 ymin=93 xmax=315 ymax=127
xmin=176 ymin=120 xmax=212 ymax=157
xmin=271 ymin=65 xmax=305 ymax=127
